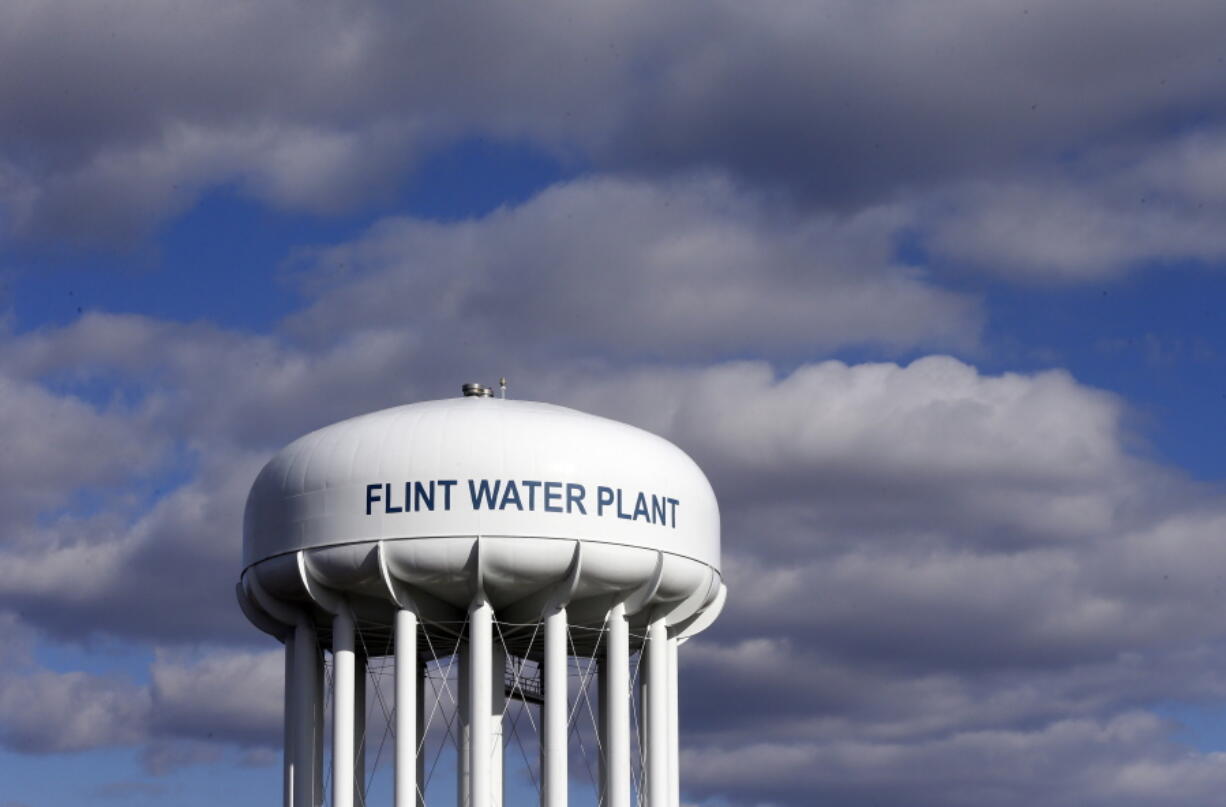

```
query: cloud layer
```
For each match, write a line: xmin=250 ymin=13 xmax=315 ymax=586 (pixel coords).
xmin=5 ymin=290 xmax=1226 ymax=804
xmin=3 ymin=3 xmax=1226 ymax=806
xmin=5 ymin=0 xmax=1226 ymax=251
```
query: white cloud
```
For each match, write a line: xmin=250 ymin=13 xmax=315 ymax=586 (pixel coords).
xmin=554 ymin=356 xmax=1142 ymax=547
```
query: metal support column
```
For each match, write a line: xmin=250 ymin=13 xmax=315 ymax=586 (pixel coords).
xmin=597 ymin=652 xmax=608 ymax=802
xmin=313 ymin=646 xmax=324 ymax=807
xmin=283 ymin=628 xmax=296 ymax=807
xmin=667 ymin=637 xmax=680 ymax=807
xmin=332 ymin=610 xmax=356 ymax=807
xmin=354 ymin=652 xmax=367 ymax=807
xmin=603 ymin=602 xmax=630 ymax=807
xmin=469 ymin=600 xmax=493 ymax=807
xmin=645 ymin=618 xmax=668 ymax=807
xmin=458 ymin=642 xmax=471 ymax=807
xmin=490 ymin=641 xmax=506 ymax=807
xmin=417 ymin=658 xmax=426 ymax=807
xmin=395 ymin=607 xmax=418 ymax=807
xmin=293 ymin=620 xmax=322 ymax=807
xmin=543 ymin=607 xmax=567 ymax=807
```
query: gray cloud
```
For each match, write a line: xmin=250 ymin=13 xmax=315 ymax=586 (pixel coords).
xmin=3 ymin=2 xmax=1225 ymax=802
xmin=550 ymin=359 xmax=1226 ymax=806
xmin=0 ymin=668 xmax=150 ymax=753
xmin=0 ymin=446 xmax=266 ymax=643
xmin=4 ymin=1 xmax=1226 ymax=244
xmin=287 ymin=176 xmax=980 ymax=358
xmin=5 ymin=324 xmax=1223 ymax=803
xmin=0 ymin=371 xmax=163 ymax=529
xmin=150 ymin=648 xmax=282 ymax=748
xmin=681 ymin=712 xmax=1226 ymax=807
xmin=915 ymin=126 xmax=1226 ymax=281
xmin=0 ymin=242 xmax=1223 ymax=804
xmin=2 ymin=316 xmax=1136 ymax=649
xmin=0 ymin=632 xmax=281 ymax=758
xmin=0 ymin=340 xmax=1224 ymax=807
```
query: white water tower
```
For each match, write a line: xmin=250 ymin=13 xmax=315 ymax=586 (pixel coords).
xmin=238 ymin=385 xmax=725 ymax=807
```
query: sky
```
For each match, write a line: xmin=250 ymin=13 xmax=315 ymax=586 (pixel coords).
xmin=3 ymin=1 xmax=1226 ymax=805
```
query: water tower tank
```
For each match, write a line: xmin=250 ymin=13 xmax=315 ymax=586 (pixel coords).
xmin=238 ymin=387 xmax=725 ymax=807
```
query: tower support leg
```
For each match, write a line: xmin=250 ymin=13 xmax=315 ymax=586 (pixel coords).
xmin=292 ymin=620 xmax=322 ymax=807
xmin=469 ymin=600 xmax=493 ymax=807
xmin=645 ymin=617 xmax=668 ymax=807
xmin=602 ymin=602 xmax=630 ymax=807
xmin=395 ymin=607 xmax=419 ymax=807
xmin=283 ymin=629 xmax=296 ymax=807
xmin=417 ymin=658 xmax=426 ymax=807
xmin=458 ymin=642 xmax=471 ymax=807
xmin=667 ymin=636 xmax=680 ymax=807
xmin=354 ymin=652 xmax=367 ymax=807
xmin=543 ymin=607 xmax=568 ymax=807
xmin=332 ymin=610 xmax=356 ymax=807
xmin=490 ymin=640 xmax=506 ymax=807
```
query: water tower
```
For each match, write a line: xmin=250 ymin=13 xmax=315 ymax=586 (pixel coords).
xmin=237 ymin=385 xmax=725 ymax=807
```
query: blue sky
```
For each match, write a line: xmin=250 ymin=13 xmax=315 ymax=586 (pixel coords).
xmin=4 ymin=2 xmax=1226 ymax=806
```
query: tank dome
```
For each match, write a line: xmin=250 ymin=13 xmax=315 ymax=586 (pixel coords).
xmin=242 ymin=395 xmax=721 ymax=627
xmin=244 ymin=396 xmax=719 ymax=568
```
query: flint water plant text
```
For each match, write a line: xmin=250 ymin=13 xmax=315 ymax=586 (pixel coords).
xmin=364 ymin=479 xmax=680 ymax=528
